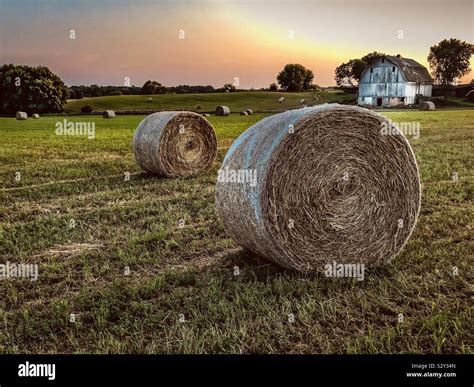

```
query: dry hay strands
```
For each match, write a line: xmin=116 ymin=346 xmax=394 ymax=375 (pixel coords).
xmin=16 ymin=111 xmax=28 ymax=120
xmin=419 ymin=101 xmax=435 ymax=111
xmin=103 ymin=110 xmax=116 ymax=118
xmin=133 ymin=111 xmax=217 ymax=177
xmin=215 ymin=104 xmax=421 ymax=273
xmin=215 ymin=105 xmax=230 ymax=116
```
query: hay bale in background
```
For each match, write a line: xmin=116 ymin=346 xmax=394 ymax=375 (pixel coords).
xmin=216 ymin=104 xmax=421 ymax=272
xmin=202 ymin=113 xmax=210 ymax=117
xmin=147 ymin=97 xmax=153 ymax=102
xmin=215 ymin=105 xmax=230 ymax=116
xmin=240 ymin=111 xmax=248 ymax=116
xmin=278 ymin=97 xmax=285 ymax=103
xmin=245 ymin=109 xmax=253 ymax=115
xmin=419 ymin=101 xmax=435 ymax=111
xmin=103 ymin=110 xmax=116 ymax=118
xmin=300 ymin=99 xmax=306 ymax=104
xmin=15 ymin=112 xmax=27 ymax=120
xmin=133 ymin=111 xmax=217 ymax=177
xmin=32 ymin=113 xmax=40 ymax=119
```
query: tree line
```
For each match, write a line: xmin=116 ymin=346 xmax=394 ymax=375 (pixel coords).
xmin=0 ymin=38 xmax=471 ymax=114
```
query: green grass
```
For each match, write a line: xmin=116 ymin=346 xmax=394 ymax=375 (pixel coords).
xmin=63 ymin=91 xmax=355 ymax=114
xmin=0 ymin=110 xmax=472 ymax=354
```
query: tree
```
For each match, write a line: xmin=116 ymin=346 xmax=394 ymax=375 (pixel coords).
xmin=223 ymin=83 xmax=236 ymax=92
xmin=277 ymin=64 xmax=314 ymax=91
xmin=428 ymin=38 xmax=474 ymax=100
xmin=269 ymin=82 xmax=278 ymax=91
xmin=334 ymin=52 xmax=385 ymax=86
xmin=0 ymin=64 xmax=67 ymax=115
xmin=335 ymin=59 xmax=366 ymax=86
xmin=141 ymin=80 xmax=166 ymax=94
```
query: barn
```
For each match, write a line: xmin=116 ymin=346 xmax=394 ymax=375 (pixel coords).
xmin=357 ymin=55 xmax=433 ymax=107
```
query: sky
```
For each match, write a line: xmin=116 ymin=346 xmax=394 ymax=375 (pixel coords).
xmin=0 ymin=0 xmax=473 ymax=87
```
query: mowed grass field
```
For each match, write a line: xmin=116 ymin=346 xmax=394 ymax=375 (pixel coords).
xmin=0 ymin=110 xmax=472 ymax=354
xmin=64 ymin=91 xmax=355 ymax=114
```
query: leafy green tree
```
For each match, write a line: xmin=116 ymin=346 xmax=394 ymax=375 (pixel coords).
xmin=277 ymin=64 xmax=314 ymax=91
xmin=0 ymin=64 xmax=67 ymax=114
xmin=334 ymin=52 xmax=385 ymax=86
xmin=269 ymin=82 xmax=278 ymax=91
xmin=428 ymin=38 xmax=474 ymax=100
xmin=141 ymin=80 xmax=166 ymax=94
xmin=223 ymin=83 xmax=236 ymax=92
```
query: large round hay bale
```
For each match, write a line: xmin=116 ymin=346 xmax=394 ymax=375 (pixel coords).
xmin=15 ymin=111 xmax=27 ymax=120
xmin=419 ymin=101 xmax=435 ymax=111
xmin=278 ymin=97 xmax=285 ymax=103
xmin=240 ymin=111 xmax=248 ymax=116
xmin=246 ymin=109 xmax=253 ymax=115
xmin=133 ymin=111 xmax=217 ymax=177
xmin=103 ymin=110 xmax=116 ymax=118
xmin=215 ymin=104 xmax=421 ymax=273
xmin=215 ymin=105 xmax=230 ymax=116
xmin=32 ymin=113 xmax=40 ymax=119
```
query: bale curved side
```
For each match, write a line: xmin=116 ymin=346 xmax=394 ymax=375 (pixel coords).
xmin=103 ymin=110 xmax=116 ymax=118
xmin=215 ymin=104 xmax=421 ymax=272
xmin=133 ymin=111 xmax=217 ymax=177
xmin=16 ymin=111 xmax=27 ymax=120
xmin=419 ymin=101 xmax=435 ymax=111
xmin=215 ymin=106 xmax=230 ymax=116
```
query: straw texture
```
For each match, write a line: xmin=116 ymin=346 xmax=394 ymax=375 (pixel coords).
xmin=215 ymin=104 xmax=421 ymax=272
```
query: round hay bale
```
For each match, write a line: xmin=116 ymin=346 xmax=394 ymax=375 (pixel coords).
xmin=419 ymin=101 xmax=435 ymax=111
xmin=15 ymin=111 xmax=28 ymax=120
xmin=240 ymin=111 xmax=248 ymax=116
xmin=300 ymin=99 xmax=306 ymax=104
xmin=215 ymin=104 xmax=421 ymax=273
xmin=245 ymin=108 xmax=253 ymax=115
xmin=32 ymin=113 xmax=40 ymax=119
xmin=103 ymin=110 xmax=116 ymax=118
xmin=133 ymin=111 xmax=217 ymax=177
xmin=147 ymin=97 xmax=153 ymax=102
xmin=215 ymin=105 xmax=230 ymax=116
xmin=278 ymin=97 xmax=285 ymax=103
xmin=202 ymin=113 xmax=210 ymax=117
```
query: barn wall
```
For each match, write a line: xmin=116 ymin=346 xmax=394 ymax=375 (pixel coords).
xmin=357 ymin=58 xmax=432 ymax=106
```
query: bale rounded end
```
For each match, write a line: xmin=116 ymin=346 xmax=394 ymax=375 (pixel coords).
xmin=133 ymin=111 xmax=217 ymax=177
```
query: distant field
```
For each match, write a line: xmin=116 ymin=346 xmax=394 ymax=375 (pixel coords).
xmin=63 ymin=91 xmax=355 ymax=114
xmin=0 ymin=110 xmax=472 ymax=353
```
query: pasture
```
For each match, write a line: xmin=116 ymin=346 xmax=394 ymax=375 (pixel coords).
xmin=63 ymin=91 xmax=355 ymax=114
xmin=0 ymin=109 xmax=472 ymax=353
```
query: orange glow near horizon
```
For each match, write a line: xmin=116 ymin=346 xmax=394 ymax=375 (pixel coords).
xmin=0 ymin=0 xmax=472 ymax=87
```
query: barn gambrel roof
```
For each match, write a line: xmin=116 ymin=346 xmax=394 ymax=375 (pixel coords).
xmin=377 ymin=56 xmax=433 ymax=83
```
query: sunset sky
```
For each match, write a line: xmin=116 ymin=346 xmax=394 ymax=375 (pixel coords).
xmin=0 ymin=0 xmax=473 ymax=87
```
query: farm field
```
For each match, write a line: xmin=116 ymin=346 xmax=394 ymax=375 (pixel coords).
xmin=0 ymin=110 xmax=472 ymax=354
xmin=63 ymin=91 xmax=355 ymax=114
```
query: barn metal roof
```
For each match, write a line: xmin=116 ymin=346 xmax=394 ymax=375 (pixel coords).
xmin=382 ymin=56 xmax=433 ymax=83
